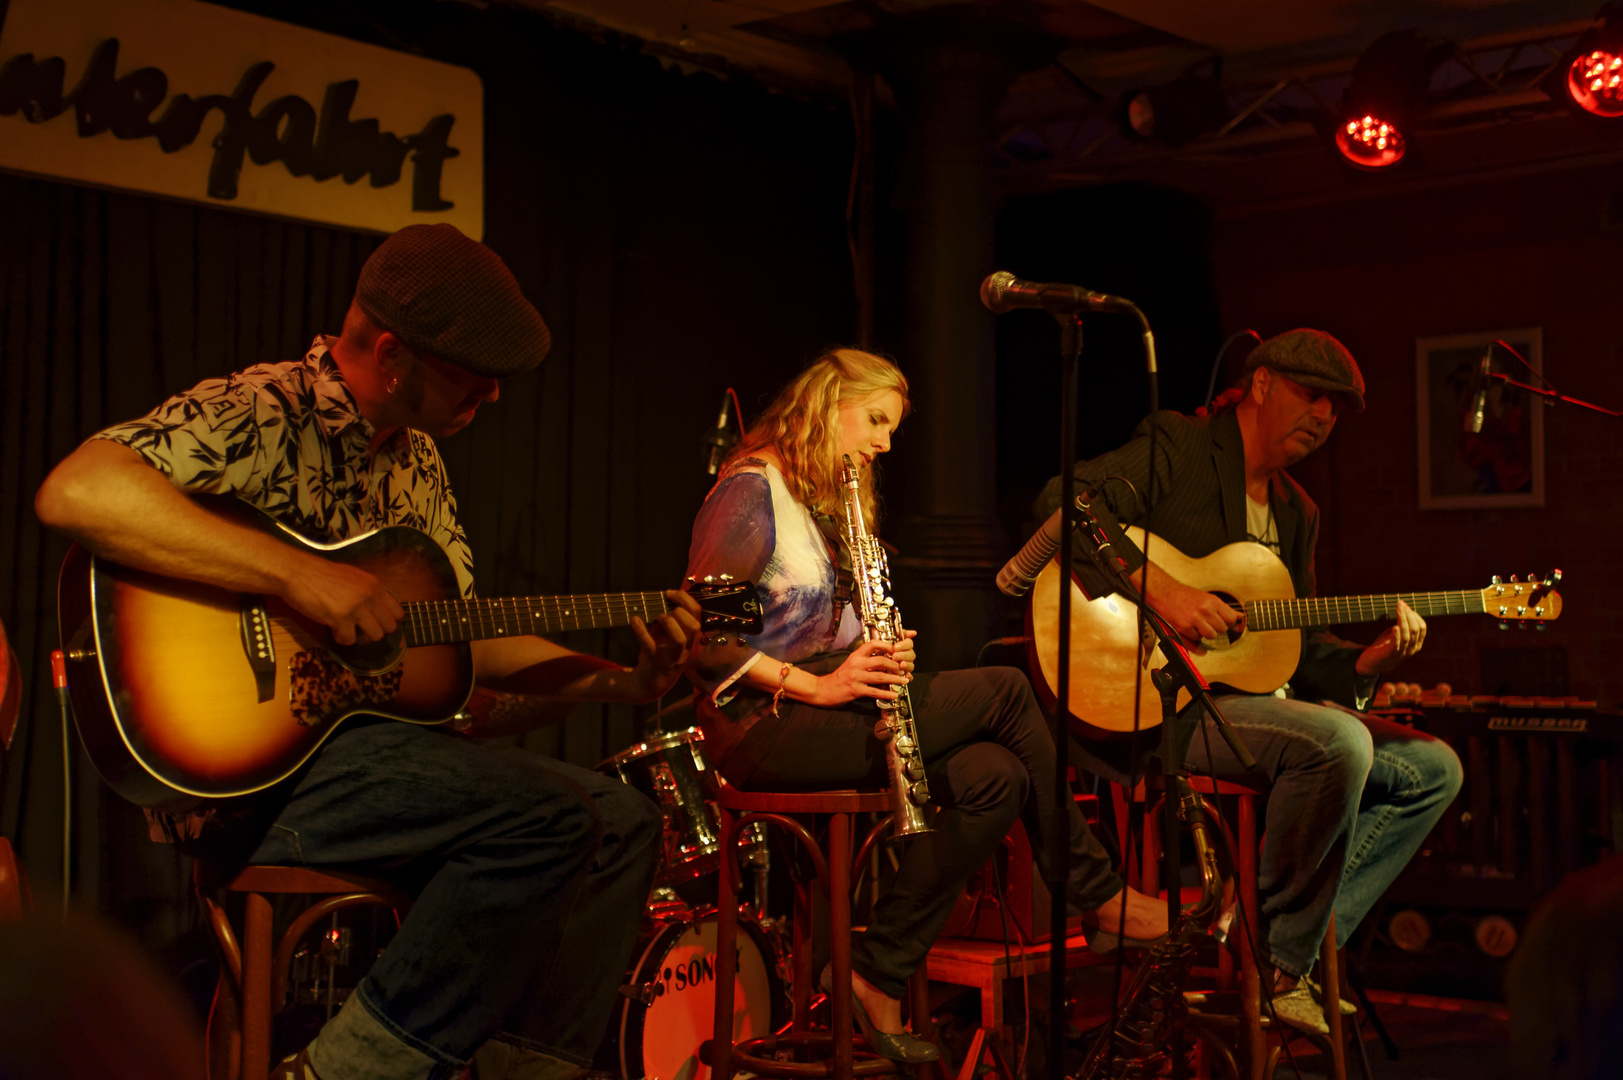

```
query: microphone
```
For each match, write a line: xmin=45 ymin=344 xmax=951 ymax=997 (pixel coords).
xmin=979 ymin=271 xmax=1136 ymax=315
xmin=703 ymin=391 xmax=736 ymax=475
xmin=997 ymin=507 xmax=1064 ymax=597
xmin=1464 ymin=347 xmax=1492 ymax=434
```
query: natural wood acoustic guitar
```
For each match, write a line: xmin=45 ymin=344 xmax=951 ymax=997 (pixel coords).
xmin=56 ymin=501 xmax=762 ymax=810
xmin=1027 ymin=527 xmax=1562 ymax=739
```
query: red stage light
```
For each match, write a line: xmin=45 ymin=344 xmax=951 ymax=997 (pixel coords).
xmin=1567 ymin=49 xmax=1623 ymax=117
xmin=1335 ymin=113 xmax=1407 ymax=168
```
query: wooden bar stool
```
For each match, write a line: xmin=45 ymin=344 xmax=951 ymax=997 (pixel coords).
xmin=706 ymin=785 xmax=931 ymax=1080
xmin=1112 ymin=776 xmax=1350 ymax=1080
xmin=193 ymin=861 xmax=407 ymax=1080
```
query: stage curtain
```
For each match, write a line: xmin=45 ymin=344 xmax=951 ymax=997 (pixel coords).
xmin=0 ymin=0 xmax=855 ymax=959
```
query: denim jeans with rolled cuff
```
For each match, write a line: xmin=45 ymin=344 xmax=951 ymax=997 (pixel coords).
xmin=1182 ymin=695 xmax=1463 ymax=978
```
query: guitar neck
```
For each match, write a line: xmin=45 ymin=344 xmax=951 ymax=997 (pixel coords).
xmin=401 ymin=591 xmax=670 ymax=646
xmin=1244 ymin=591 xmax=1485 ymax=631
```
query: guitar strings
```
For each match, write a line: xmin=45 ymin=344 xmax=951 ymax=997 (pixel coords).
xmin=401 ymin=592 xmax=672 ymax=644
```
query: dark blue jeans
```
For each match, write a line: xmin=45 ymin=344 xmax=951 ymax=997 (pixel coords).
xmin=228 ymin=719 xmax=661 ymax=1072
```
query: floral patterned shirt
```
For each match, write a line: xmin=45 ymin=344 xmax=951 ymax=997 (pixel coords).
xmin=94 ymin=337 xmax=475 ymax=598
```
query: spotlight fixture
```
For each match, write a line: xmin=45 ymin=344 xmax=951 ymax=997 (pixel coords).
xmin=1336 ymin=114 xmax=1406 ymax=168
xmin=1333 ymin=30 xmax=1447 ymax=171
xmin=1556 ymin=6 xmax=1623 ymax=119
xmin=1119 ymin=70 xmax=1228 ymax=148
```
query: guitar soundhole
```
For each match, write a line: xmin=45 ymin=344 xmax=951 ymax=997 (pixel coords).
xmin=1203 ymin=592 xmax=1246 ymax=651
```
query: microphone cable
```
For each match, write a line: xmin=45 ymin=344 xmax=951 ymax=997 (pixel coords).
xmin=1204 ymin=329 xmax=1262 ymax=411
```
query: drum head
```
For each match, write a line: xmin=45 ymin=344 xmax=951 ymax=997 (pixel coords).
xmin=614 ymin=911 xmax=781 ymax=1080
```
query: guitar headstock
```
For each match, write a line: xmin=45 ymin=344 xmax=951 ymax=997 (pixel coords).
xmin=1479 ymin=570 xmax=1563 ymax=629
xmin=687 ymin=574 xmax=764 ymax=635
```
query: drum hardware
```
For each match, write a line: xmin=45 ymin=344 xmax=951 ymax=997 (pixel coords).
xmin=598 ymin=727 xmax=723 ymax=884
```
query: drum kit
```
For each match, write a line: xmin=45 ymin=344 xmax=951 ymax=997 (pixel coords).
xmin=592 ymin=715 xmax=790 ymax=1080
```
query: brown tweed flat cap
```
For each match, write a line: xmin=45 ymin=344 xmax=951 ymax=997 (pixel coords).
xmin=1244 ymin=328 xmax=1365 ymax=412
xmin=356 ymin=224 xmax=550 ymax=378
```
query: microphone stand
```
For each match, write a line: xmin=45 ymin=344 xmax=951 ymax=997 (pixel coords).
xmin=1068 ymin=496 xmax=1257 ymax=1080
xmin=1490 ymin=372 xmax=1623 ymax=418
xmin=1048 ymin=312 xmax=1080 ymax=1080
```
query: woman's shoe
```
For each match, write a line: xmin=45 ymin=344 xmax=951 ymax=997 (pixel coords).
xmin=818 ymin=964 xmax=940 ymax=1064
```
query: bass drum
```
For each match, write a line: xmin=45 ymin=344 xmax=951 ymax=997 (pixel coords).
xmin=599 ymin=908 xmax=785 ymax=1080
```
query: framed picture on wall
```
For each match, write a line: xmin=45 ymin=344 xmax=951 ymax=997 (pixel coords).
xmin=1416 ymin=327 xmax=1544 ymax=509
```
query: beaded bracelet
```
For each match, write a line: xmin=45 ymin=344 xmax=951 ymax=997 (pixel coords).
xmin=771 ymin=662 xmax=793 ymax=717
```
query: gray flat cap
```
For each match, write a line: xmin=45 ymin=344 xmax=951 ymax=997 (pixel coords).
xmin=356 ymin=224 xmax=550 ymax=378
xmin=1245 ymin=328 xmax=1365 ymax=412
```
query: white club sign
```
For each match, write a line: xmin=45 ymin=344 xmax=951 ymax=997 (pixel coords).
xmin=0 ymin=0 xmax=484 ymax=237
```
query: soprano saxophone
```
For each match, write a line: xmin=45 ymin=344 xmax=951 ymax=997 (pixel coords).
xmin=839 ymin=454 xmax=932 ymax=839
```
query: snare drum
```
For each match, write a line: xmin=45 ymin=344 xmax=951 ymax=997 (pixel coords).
xmin=599 ymin=728 xmax=721 ymax=883
xmin=597 ymin=908 xmax=785 ymax=1080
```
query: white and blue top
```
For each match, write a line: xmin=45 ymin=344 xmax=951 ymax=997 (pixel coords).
xmin=684 ymin=460 xmax=861 ymax=707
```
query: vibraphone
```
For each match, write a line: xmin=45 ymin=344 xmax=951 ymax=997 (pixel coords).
xmin=1375 ymin=691 xmax=1622 ymax=909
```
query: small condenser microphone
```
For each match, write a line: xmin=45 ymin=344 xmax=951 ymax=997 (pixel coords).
xmin=704 ymin=392 xmax=735 ymax=475
xmin=1464 ymin=348 xmax=1492 ymax=434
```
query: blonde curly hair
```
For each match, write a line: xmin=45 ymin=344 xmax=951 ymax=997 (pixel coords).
xmin=724 ymin=348 xmax=910 ymax=531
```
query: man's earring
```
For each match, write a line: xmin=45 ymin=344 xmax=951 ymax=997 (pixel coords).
xmin=386 ymin=376 xmax=398 ymax=395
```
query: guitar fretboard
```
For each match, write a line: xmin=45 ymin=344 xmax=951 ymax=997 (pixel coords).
xmin=402 ymin=592 xmax=671 ymax=645
xmin=1244 ymin=591 xmax=1488 ymax=632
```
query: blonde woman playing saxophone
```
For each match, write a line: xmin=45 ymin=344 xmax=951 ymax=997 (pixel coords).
xmin=683 ymin=348 xmax=1165 ymax=1063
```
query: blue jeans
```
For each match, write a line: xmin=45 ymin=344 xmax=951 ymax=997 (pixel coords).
xmin=1182 ymin=696 xmax=1463 ymax=977
xmin=223 ymin=719 xmax=661 ymax=1074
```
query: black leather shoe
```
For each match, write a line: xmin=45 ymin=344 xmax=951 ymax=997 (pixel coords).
xmin=818 ymin=964 xmax=940 ymax=1064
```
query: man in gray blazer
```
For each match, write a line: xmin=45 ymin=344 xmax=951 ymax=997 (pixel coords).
xmin=1039 ymin=329 xmax=1463 ymax=1034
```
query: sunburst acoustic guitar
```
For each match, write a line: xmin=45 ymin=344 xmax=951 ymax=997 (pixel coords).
xmin=57 ymin=501 xmax=762 ymax=810
xmin=1028 ymin=526 xmax=1562 ymax=739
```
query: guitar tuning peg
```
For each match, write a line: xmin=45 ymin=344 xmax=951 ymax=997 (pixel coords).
xmin=702 ymin=574 xmax=715 ymax=583
xmin=1508 ymin=575 xmax=1519 ymax=584
xmin=1490 ymin=574 xmax=1502 ymax=585
xmin=1528 ymin=573 xmax=1537 ymax=586
xmin=1517 ymin=620 xmax=1528 ymax=630
xmin=718 ymin=573 xmax=733 ymax=581
xmin=1536 ymin=622 xmax=1548 ymax=631
xmin=1498 ymin=621 xmax=1509 ymax=631
xmin=1547 ymin=569 xmax=1562 ymax=587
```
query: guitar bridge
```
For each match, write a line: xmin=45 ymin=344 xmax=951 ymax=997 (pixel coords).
xmin=239 ymin=599 xmax=277 ymax=704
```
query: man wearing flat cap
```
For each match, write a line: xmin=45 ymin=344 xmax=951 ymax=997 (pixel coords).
xmin=36 ymin=224 xmax=700 ymax=1080
xmin=1037 ymin=328 xmax=1462 ymax=1036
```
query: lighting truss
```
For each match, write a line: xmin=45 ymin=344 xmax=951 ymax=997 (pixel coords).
xmin=998 ymin=19 xmax=1604 ymax=180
